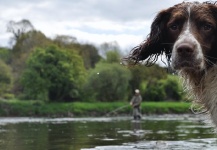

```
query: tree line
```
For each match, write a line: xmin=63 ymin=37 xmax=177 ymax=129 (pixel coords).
xmin=0 ymin=19 xmax=185 ymax=102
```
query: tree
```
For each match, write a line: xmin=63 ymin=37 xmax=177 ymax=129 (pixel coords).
xmin=160 ymin=75 xmax=183 ymax=101
xmin=0 ymin=47 xmax=12 ymax=64
xmin=0 ymin=60 xmax=13 ymax=98
xmin=10 ymin=31 xmax=52 ymax=95
xmin=128 ymin=64 xmax=167 ymax=96
xmin=21 ymin=45 xmax=86 ymax=101
xmin=99 ymin=41 xmax=121 ymax=58
xmin=53 ymin=37 xmax=101 ymax=69
xmin=103 ymin=50 xmax=121 ymax=63
xmin=78 ymin=44 xmax=101 ymax=69
xmin=83 ymin=62 xmax=131 ymax=101
xmin=54 ymin=35 xmax=77 ymax=46
xmin=143 ymin=75 xmax=184 ymax=101
xmin=7 ymin=19 xmax=34 ymax=44
xmin=143 ymin=79 xmax=166 ymax=101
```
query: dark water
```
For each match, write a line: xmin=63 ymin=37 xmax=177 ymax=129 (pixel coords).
xmin=0 ymin=115 xmax=216 ymax=150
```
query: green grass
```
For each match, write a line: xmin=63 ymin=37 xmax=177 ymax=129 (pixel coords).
xmin=0 ymin=100 xmax=192 ymax=117
xmin=142 ymin=102 xmax=191 ymax=114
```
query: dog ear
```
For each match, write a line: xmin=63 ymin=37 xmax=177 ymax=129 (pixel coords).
xmin=127 ymin=8 xmax=173 ymax=66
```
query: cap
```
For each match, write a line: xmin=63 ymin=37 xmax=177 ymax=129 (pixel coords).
xmin=135 ymin=89 xmax=140 ymax=93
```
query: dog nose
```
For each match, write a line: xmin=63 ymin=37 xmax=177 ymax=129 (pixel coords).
xmin=177 ymin=43 xmax=194 ymax=56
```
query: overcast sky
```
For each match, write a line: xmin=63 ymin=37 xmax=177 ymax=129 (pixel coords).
xmin=0 ymin=0 xmax=205 ymax=51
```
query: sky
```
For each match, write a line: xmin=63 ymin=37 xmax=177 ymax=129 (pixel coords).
xmin=0 ymin=0 xmax=205 ymax=52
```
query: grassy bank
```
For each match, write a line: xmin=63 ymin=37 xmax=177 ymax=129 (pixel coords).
xmin=0 ymin=100 xmax=192 ymax=117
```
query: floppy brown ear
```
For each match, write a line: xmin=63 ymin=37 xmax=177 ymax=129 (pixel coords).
xmin=127 ymin=8 xmax=173 ymax=66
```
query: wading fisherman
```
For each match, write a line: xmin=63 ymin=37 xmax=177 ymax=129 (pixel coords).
xmin=130 ymin=89 xmax=142 ymax=120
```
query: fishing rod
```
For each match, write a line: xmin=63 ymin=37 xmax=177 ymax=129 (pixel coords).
xmin=105 ymin=104 xmax=130 ymax=116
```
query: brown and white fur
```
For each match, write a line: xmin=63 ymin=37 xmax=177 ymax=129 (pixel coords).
xmin=127 ymin=1 xmax=217 ymax=126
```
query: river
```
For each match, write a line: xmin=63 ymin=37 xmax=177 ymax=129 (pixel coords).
xmin=0 ymin=115 xmax=216 ymax=150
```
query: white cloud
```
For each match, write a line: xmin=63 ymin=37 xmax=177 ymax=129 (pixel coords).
xmin=34 ymin=20 xmax=146 ymax=50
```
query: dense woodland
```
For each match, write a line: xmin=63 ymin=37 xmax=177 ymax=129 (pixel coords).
xmin=0 ymin=19 xmax=186 ymax=103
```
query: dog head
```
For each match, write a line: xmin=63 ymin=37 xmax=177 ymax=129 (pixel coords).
xmin=128 ymin=2 xmax=217 ymax=72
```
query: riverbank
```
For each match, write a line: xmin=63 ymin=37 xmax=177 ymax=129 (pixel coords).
xmin=0 ymin=100 xmax=192 ymax=117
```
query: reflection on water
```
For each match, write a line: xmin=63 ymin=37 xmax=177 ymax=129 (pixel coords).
xmin=0 ymin=115 xmax=215 ymax=150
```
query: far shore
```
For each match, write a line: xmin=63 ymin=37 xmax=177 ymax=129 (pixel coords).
xmin=0 ymin=100 xmax=192 ymax=117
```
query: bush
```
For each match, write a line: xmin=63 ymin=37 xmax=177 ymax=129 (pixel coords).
xmin=83 ymin=62 xmax=132 ymax=102
xmin=143 ymin=75 xmax=184 ymax=101
xmin=143 ymin=79 xmax=166 ymax=101
xmin=0 ymin=60 xmax=13 ymax=97
xmin=161 ymin=75 xmax=183 ymax=101
xmin=21 ymin=45 xmax=86 ymax=101
xmin=2 ymin=93 xmax=15 ymax=100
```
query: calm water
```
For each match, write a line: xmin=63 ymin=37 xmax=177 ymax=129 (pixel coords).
xmin=0 ymin=115 xmax=216 ymax=150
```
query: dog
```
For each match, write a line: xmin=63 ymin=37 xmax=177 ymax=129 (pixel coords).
xmin=127 ymin=1 xmax=217 ymax=126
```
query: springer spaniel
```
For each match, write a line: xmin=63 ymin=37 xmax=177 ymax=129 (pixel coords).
xmin=127 ymin=1 xmax=217 ymax=126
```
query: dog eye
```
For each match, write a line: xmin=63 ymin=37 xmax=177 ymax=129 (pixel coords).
xmin=202 ymin=24 xmax=212 ymax=31
xmin=169 ymin=24 xmax=178 ymax=30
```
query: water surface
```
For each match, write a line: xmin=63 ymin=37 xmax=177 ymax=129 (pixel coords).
xmin=0 ymin=115 xmax=215 ymax=150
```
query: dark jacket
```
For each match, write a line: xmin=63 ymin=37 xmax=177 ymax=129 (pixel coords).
xmin=130 ymin=94 xmax=142 ymax=108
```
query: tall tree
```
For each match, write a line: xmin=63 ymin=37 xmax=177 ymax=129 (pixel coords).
xmin=7 ymin=19 xmax=34 ymax=44
xmin=21 ymin=45 xmax=87 ymax=101
xmin=78 ymin=44 xmax=101 ymax=69
xmin=53 ymin=36 xmax=101 ymax=69
xmin=128 ymin=64 xmax=167 ymax=97
xmin=99 ymin=41 xmax=121 ymax=58
xmin=54 ymin=35 xmax=77 ymax=46
xmin=103 ymin=50 xmax=121 ymax=63
xmin=10 ymin=31 xmax=52 ymax=95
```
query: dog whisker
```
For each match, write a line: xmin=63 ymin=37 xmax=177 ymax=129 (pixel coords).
xmin=204 ymin=58 xmax=215 ymax=66
xmin=204 ymin=55 xmax=217 ymax=60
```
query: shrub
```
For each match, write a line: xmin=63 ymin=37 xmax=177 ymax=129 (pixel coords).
xmin=161 ymin=75 xmax=183 ymax=101
xmin=83 ymin=62 xmax=132 ymax=102
xmin=21 ymin=45 xmax=86 ymax=101
xmin=143 ymin=75 xmax=184 ymax=101
xmin=143 ymin=79 xmax=166 ymax=101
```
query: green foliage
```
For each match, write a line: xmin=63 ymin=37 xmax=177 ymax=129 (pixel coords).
xmin=0 ymin=60 xmax=13 ymax=98
xmin=99 ymin=41 xmax=121 ymax=58
xmin=129 ymin=64 xmax=167 ymax=86
xmin=141 ymin=102 xmax=190 ymax=114
xmin=2 ymin=19 xmax=188 ymax=103
xmin=54 ymin=38 xmax=101 ymax=69
xmin=83 ymin=62 xmax=131 ymax=102
xmin=53 ymin=35 xmax=77 ymax=46
xmin=72 ymin=102 xmax=131 ymax=116
xmin=11 ymin=30 xmax=53 ymax=95
xmin=0 ymin=47 xmax=11 ymax=64
xmin=103 ymin=50 xmax=121 ymax=63
xmin=160 ymin=75 xmax=183 ymax=101
xmin=143 ymin=75 xmax=183 ymax=101
xmin=77 ymin=44 xmax=101 ymax=69
xmin=21 ymin=45 xmax=86 ymax=101
xmin=2 ymin=93 xmax=15 ymax=99
xmin=11 ymin=31 xmax=52 ymax=64
xmin=129 ymin=64 xmax=167 ymax=97
xmin=143 ymin=79 xmax=166 ymax=101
